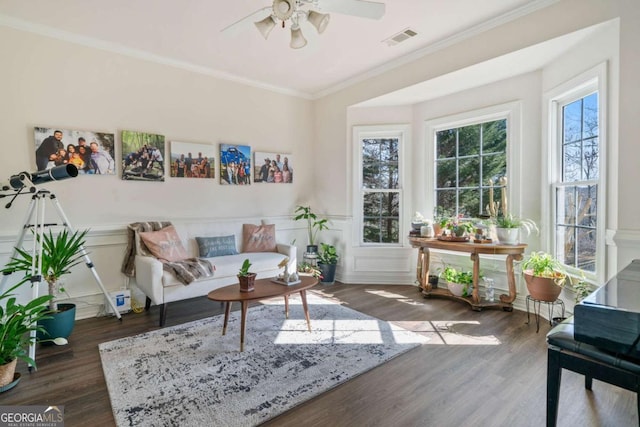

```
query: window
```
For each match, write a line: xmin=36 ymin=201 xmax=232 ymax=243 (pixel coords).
xmin=435 ymin=119 xmax=507 ymax=218
xmin=354 ymin=125 xmax=408 ymax=245
xmin=547 ymin=62 xmax=606 ymax=280
xmin=554 ymin=93 xmax=600 ymax=272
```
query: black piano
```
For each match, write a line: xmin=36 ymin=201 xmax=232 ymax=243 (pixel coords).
xmin=574 ymin=259 xmax=640 ymax=361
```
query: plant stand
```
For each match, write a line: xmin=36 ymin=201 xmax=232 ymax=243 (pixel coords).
xmin=525 ymin=295 xmax=565 ymax=333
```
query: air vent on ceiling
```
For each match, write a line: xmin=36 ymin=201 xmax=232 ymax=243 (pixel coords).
xmin=383 ymin=28 xmax=418 ymax=47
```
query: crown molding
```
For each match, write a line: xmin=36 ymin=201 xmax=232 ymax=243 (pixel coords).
xmin=311 ymin=0 xmax=560 ymax=99
xmin=0 ymin=14 xmax=314 ymax=100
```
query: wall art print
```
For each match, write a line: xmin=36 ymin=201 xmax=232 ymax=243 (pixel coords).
xmin=121 ymin=131 xmax=165 ymax=182
xmin=34 ymin=127 xmax=115 ymax=175
xmin=170 ymin=141 xmax=215 ymax=179
xmin=220 ymin=143 xmax=251 ymax=185
xmin=254 ymin=152 xmax=293 ymax=183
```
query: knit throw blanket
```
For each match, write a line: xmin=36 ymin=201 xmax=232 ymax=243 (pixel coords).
xmin=121 ymin=221 xmax=214 ymax=285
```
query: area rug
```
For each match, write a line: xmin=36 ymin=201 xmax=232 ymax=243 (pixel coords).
xmin=99 ymin=293 xmax=428 ymax=427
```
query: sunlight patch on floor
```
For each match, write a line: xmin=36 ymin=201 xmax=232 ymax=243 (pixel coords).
xmin=364 ymin=288 xmax=424 ymax=306
xmin=273 ymin=319 xmax=428 ymax=345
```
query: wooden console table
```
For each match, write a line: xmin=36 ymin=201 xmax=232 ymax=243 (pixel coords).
xmin=408 ymin=237 xmax=526 ymax=311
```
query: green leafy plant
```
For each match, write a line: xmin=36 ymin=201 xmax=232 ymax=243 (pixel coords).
xmin=297 ymin=262 xmax=322 ymax=279
xmin=0 ymin=282 xmax=53 ymax=367
xmin=238 ymin=259 xmax=253 ymax=277
xmin=2 ymin=229 xmax=88 ymax=312
xmin=442 ymin=217 xmax=474 ymax=236
xmin=439 ymin=266 xmax=474 ymax=296
xmin=571 ymin=275 xmax=593 ymax=303
xmin=294 ymin=205 xmax=328 ymax=246
xmin=494 ymin=214 xmax=539 ymax=236
xmin=317 ymin=243 xmax=339 ymax=265
xmin=522 ymin=251 xmax=566 ymax=285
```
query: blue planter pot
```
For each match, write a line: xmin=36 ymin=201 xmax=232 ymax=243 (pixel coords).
xmin=37 ymin=303 xmax=76 ymax=344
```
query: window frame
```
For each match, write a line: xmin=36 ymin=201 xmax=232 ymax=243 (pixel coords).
xmin=544 ymin=62 xmax=608 ymax=283
xmin=423 ymin=102 xmax=522 ymax=223
xmin=352 ymin=124 xmax=410 ymax=247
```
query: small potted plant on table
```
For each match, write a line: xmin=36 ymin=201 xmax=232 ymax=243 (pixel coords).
xmin=237 ymin=259 xmax=256 ymax=292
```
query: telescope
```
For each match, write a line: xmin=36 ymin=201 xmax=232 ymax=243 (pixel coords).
xmin=2 ymin=164 xmax=79 ymax=191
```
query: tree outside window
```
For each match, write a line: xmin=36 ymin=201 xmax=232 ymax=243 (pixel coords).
xmin=361 ymin=137 xmax=400 ymax=243
xmin=435 ymin=119 xmax=507 ymax=218
xmin=555 ymin=92 xmax=598 ymax=272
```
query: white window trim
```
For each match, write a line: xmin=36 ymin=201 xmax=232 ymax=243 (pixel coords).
xmin=543 ymin=62 xmax=608 ymax=283
xmin=352 ymin=124 xmax=411 ymax=247
xmin=422 ymin=102 xmax=522 ymax=221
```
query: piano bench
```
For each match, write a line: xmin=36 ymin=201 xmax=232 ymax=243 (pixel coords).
xmin=546 ymin=317 xmax=640 ymax=427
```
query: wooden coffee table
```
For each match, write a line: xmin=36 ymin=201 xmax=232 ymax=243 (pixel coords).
xmin=207 ymin=276 xmax=319 ymax=351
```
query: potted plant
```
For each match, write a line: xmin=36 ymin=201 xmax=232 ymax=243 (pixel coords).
xmin=317 ymin=243 xmax=338 ymax=284
xmin=440 ymin=266 xmax=474 ymax=297
xmin=522 ymin=251 xmax=566 ymax=302
xmin=0 ymin=282 xmax=52 ymax=388
xmin=1 ymin=228 xmax=88 ymax=342
xmin=441 ymin=217 xmax=474 ymax=239
xmin=237 ymin=259 xmax=256 ymax=292
xmin=494 ymin=214 xmax=538 ymax=245
xmin=297 ymin=262 xmax=322 ymax=279
xmin=293 ymin=205 xmax=328 ymax=253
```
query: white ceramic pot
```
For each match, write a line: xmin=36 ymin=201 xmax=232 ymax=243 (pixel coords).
xmin=447 ymin=281 xmax=471 ymax=297
xmin=496 ymin=227 xmax=519 ymax=245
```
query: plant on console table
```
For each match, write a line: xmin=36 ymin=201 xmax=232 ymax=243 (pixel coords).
xmin=441 ymin=217 xmax=474 ymax=238
xmin=294 ymin=205 xmax=328 ymax=254
xmin=440 ymin=266 xmax=474 ymax=297
xmin=237 ymin=259 xmax=256 ymax=292
xmin=493 ymin=214 xmax=538 ymax=245
xmin=522 ymin=251 xmax=566 ymax=302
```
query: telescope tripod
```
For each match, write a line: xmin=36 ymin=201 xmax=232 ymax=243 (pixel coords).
xmin=0 ymin=189 xmax=121 ymax=368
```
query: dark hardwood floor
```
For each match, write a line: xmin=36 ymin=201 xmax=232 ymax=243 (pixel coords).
xmin=1 ymin=283 xmax=636 ymax=426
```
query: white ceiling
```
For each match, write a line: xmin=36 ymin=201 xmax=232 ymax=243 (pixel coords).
xmin=0 ymin=0 xmax=559 ymax=99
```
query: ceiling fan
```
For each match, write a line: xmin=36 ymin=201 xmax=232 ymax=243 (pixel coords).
xmin=222 ymin=0 xmax=386 ymax=49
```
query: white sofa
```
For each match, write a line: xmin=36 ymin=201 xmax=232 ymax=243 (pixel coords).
xmin=132 ymin=221 xmax=296 ymax=326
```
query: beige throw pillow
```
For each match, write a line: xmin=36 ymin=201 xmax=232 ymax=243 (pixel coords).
xmin=242 ymin=224 xmax=277 ymax=253
xmin=139 ymin=225 xmax=189 ymax=262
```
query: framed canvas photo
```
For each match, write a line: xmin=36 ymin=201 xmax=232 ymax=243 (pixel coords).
xmin=254 ymin=152 xmax=293 ymax=183
xmin=34 ymin=127 xmax=115 ymax=175
xmin=170 ymin=141 xmax=215 ymax=179
xmin=121 ymin=131 xmax=165 ymax=182
xmin=220 ymin=144 xmax=251 ymax=185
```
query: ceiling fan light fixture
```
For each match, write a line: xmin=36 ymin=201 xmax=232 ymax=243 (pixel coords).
xmin=290 ymin=25 xmax=307 ymax=49
xmin=307 ymin=10 xmax=330 ymax=34
xmin=254 ymin=15 xmax=277 ymax=39
xmin=272 ymin=0 xmax=295 ymax=21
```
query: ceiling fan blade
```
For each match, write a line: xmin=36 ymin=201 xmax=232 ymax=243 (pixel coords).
xmin=316 ymin=0 xmax=385 ymax=20
xmin=220 ymin=6 xmax=271 ymax=35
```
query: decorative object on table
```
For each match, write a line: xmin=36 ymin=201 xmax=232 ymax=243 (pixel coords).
xmin=273 ymin=257 xmax=300 ymax=285
xmin=440 ymin=216 xmax=474 ymax=239
xmin=169 ymin=140 xmax=215 ymax=179
xmin=121 ymin=130 xmax=165 ymax=181
xmin=410 ymin=211 xmax=426 ymax=236
xmin=494 ymin=214 xmax=538 ymax=245
xmin=293 ymin=205 xmax=329 ymax=255
xmin=0 ymin=282 xmax=52 ymax=388
xmin=522 ymin=251 xmax=566 ymax=302
xmin=99 ymin=293 xmax=427 ymax=427
xmin=317 ymin=243 xmax=338 ymax=284
xmin=34 ymin=126 xmax=116 ymax=175
xmin=219 ymin=143 xmax=252 ymax=185
xmin=440 ymin=266 xmax=474 ymax=297
xmin=237 ymin=259 xmax=256 ymax=292
xmin=2 ymin=229 xmax=89 ymax=343
xmin=428 ymin=274 xmax=439 ymax=289
xmin=253 ymin=151 xmax=294 ymax=183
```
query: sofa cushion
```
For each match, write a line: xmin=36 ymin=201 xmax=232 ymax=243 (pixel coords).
xmin=196 ymin=235 xmax=238 ymax=257
xmin=242 ymin=224 xmax=277 ymax=253
xmin=139 ymin=225 xmax=189 ymax=262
